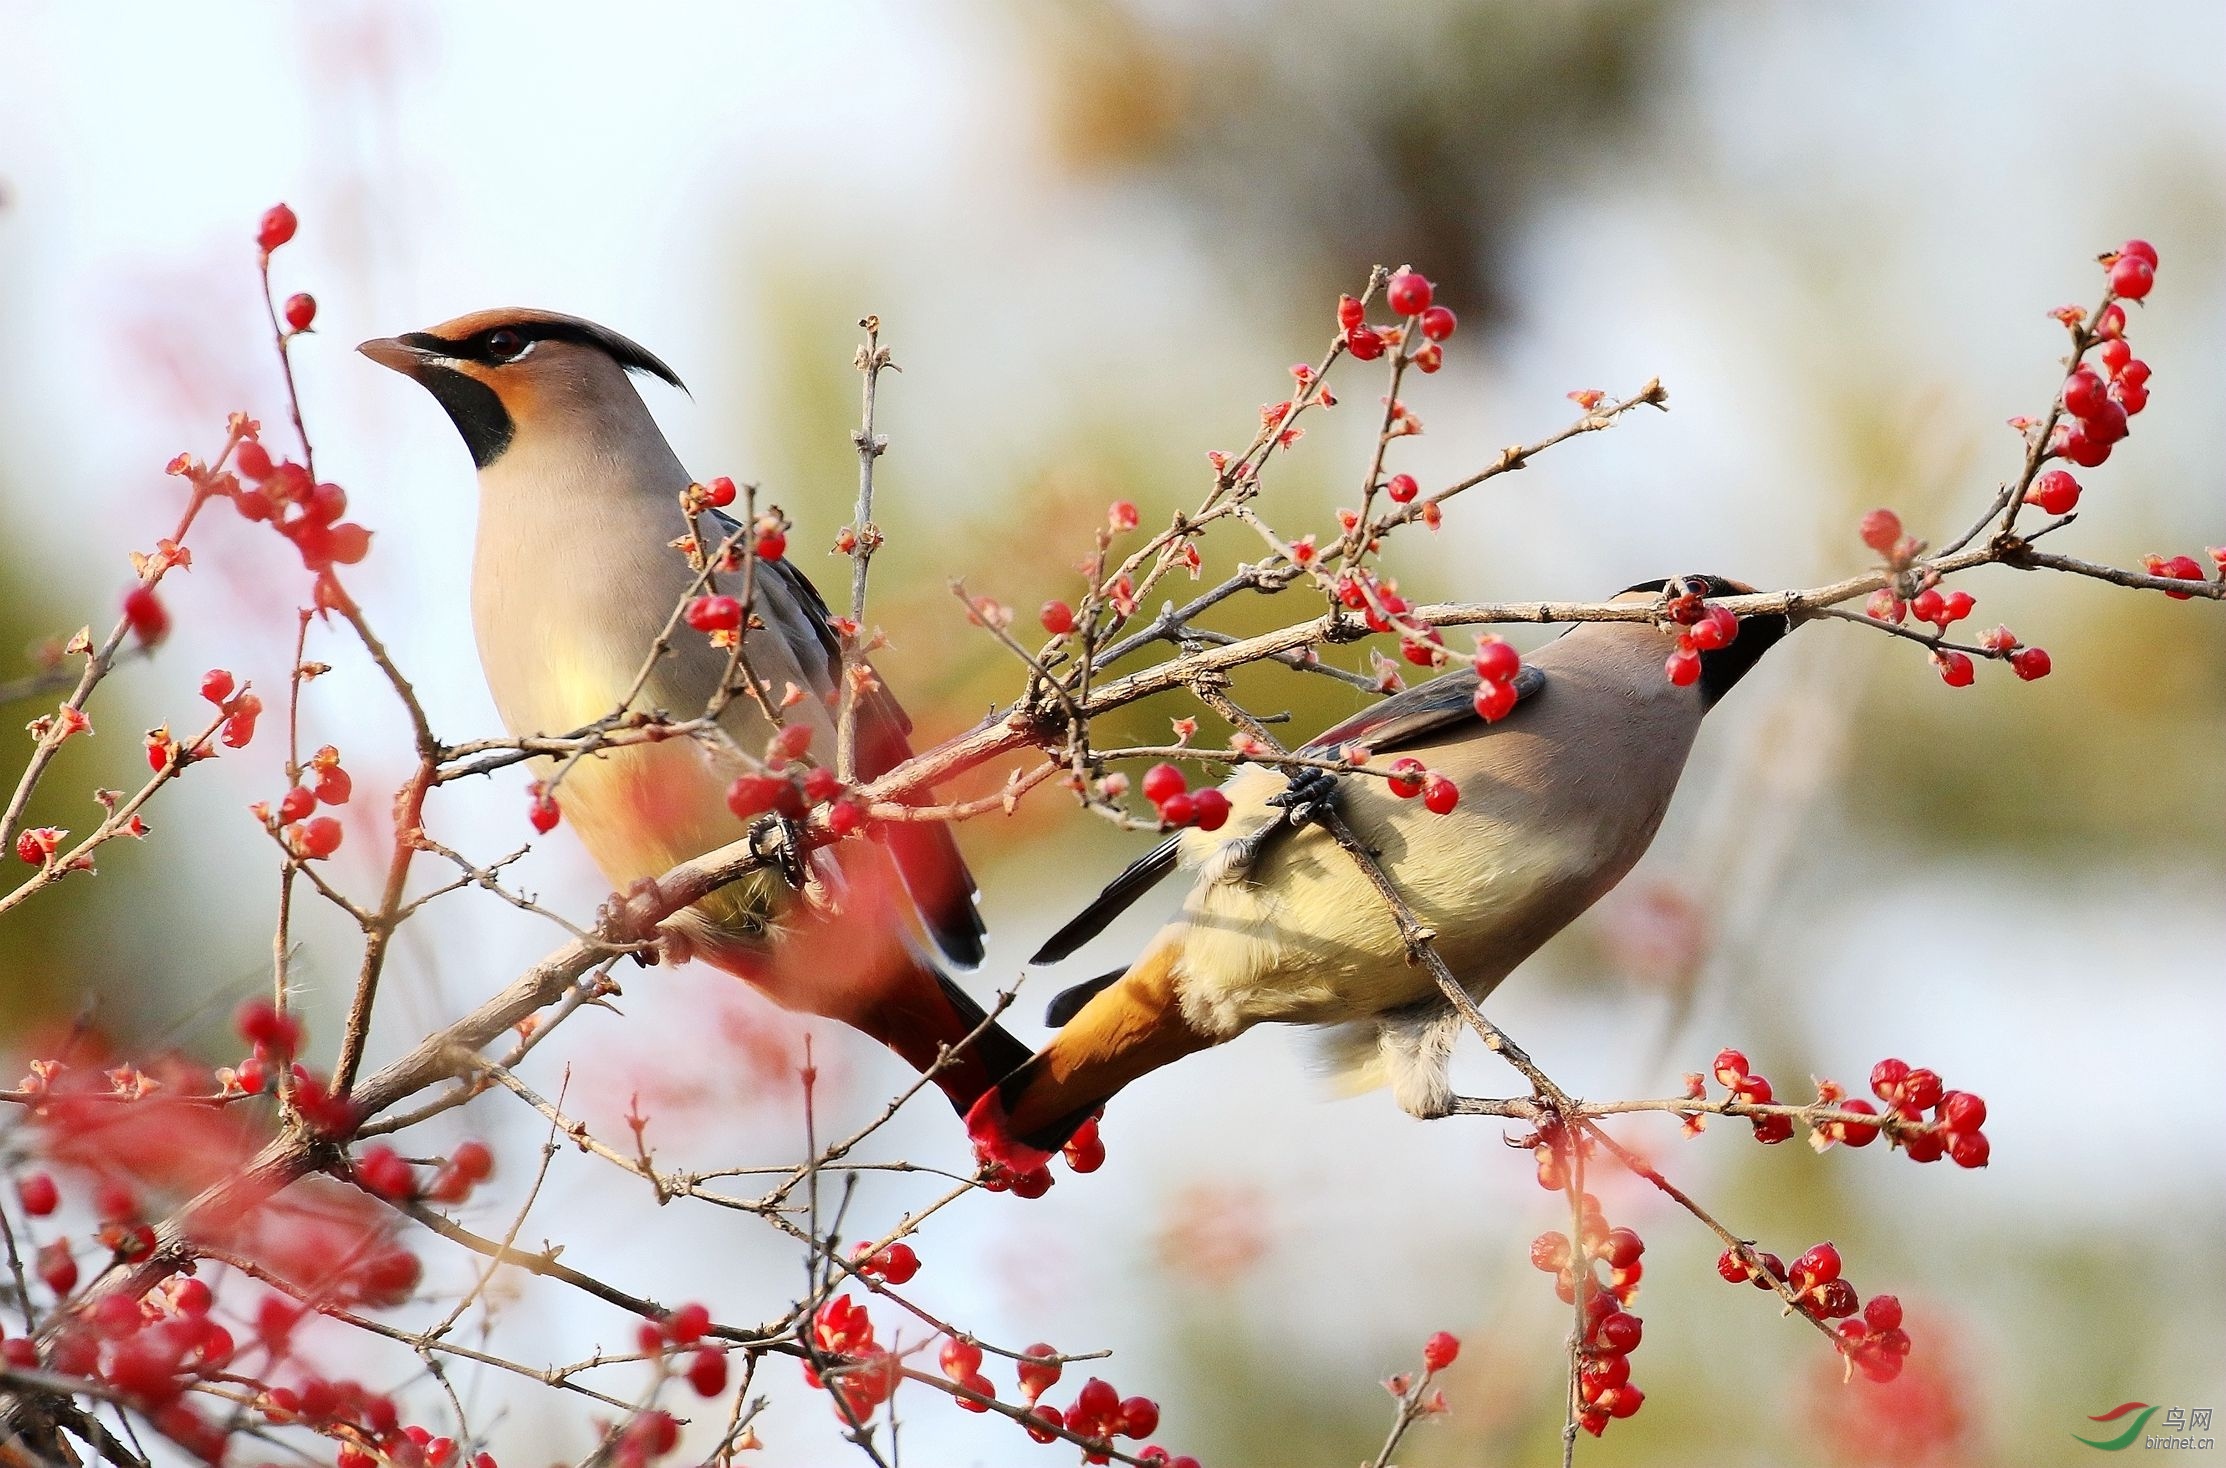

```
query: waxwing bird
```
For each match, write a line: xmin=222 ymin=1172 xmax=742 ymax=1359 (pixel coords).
xmin=360 ymin=309 xmax=1028 ymax=1112
xmin=969 ymin=576 xmax=1791 ymax=1164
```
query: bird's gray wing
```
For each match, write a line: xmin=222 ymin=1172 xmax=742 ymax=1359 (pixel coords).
xmin=1027 ymin=666 xmax=1547 ymax=977
xmin=1300 ymin=663 xmax=1546 ymax=757
xmin=714 ymin=512 xmax=989 ymax=968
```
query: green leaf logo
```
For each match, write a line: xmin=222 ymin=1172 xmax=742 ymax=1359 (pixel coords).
xmin=2075 ymin=1403 xmax=2160 ymax=1451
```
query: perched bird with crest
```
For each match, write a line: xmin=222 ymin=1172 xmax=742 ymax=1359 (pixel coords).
xmin=360 ymin=309 xmax=1028 ymax=1112
xmin=969 ymin=576 xmax=1791 ymax=1168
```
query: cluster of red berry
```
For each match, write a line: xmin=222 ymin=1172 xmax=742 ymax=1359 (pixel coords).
xmin=976 ymin=1116 xmax=1107 ymax=1199
xmin=1139 ymin=763 xmax=1231 ymax=832
xmin=804 ymin=1293 xmax=903 ymax=1421
xmin=634 ymin=1302 xmax=730 ymax=1398
xmin=227 ymin=438 xmax=375 ymax=574
xmin=1658 ymin=597 xmax=1740 ymax=690
xmin=1529 ymin=1199 xmax=1649 ymax=1434
xmin=255 ymin=741 xmax=351 ymax=860
xmin=722 ymin=725 xmax=867 ymax=838
xmin=1716 ymin=1242 xmax=1913 ymax=1383
xmin=1707 ymin=1049 xmax=1797 ymax=1144
xmin=942 ymin=1338 xmax=1184 ymax=1464
xmin=1337 ymin=271 xmax=1457 ymax=374
xmin=2052 ymin=241 xmax=2157 ymax=469
xmin=1868 ymin=1058 xmax=1990 ymax=1168
xmin=350 ymin=1138 xmax=494 ymax=1208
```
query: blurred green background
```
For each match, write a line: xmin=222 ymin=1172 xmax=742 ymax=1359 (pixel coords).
xmin=1 ymin=3 xmax=2220 ymax=1465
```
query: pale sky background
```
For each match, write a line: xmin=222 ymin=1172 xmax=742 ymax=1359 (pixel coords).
xmin=1 ymin=4 xmax=2221 ymax=1466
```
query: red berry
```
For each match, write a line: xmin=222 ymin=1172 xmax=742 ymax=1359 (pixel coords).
xmin=2062 ymin=370 xmax=2106 ymax=419
xmin=1108 ymin=500 xmax=1140 ymax=533
xmin=1025 ymin=1404 xmax=1063 ymax=1443
xmin=2095 ymin=302 xmax=2126 ymax=339
xmin=1422 ymin=1330 xmax=1460 ymax=1372
xmin=298 ymin=816 xmax=343 ymax=858
xmin=2147 ymin=554 xmax=2205 ymax=598
xmin=1937 ymin=590 xmax=1975 ymax=625
xmin=1345 ymin=325 xmax=1385 ymax=361
xmin=200 ymin=669 xmax=236 ymax=705
xmin=1016 ymin=1345 xmax=1061 ymax=1403
xmin=257 ymin=203 xmax=298 ymax=253
xmin=527 ymin=789 xmax=560 ymax=833
xmin=1040 ymin=600 xmax=1076 ymax=635
xmin=1792 ymin=1242 xmax=1842 ymax=1289
xmin=1157 ymin=791 xmax=1196 ymax=827
xmin=2009 ymin=646 xmax=2051 ymax=681
xmin=1472 ymin=677 xmax=1518 ymax=722
xmin=1412 ymin=343 xmax=1443 ymax=374
xmin=1337 ymin=294 xmax=1365 ymax=331
xmin=1932 ymin=650 xmax=1974 ymax=688
xmin=1948 ymin=1131 xmax=1990 ymax=1169
xmin=278 ymin=786 xmax=315 ymax=823
xmin=1858 ymin=509 xmax=1904 ymax=556
xmin=1595 ymin=1311 xmax=1642 ymax=1355
xmin=2118 ymin=357 xmax=2151 ymax=390
xmin=2109 ymin=254 xmax=2154 ymax=300
xmin=1418 ymin=306 xmax=1457 ymax=341
xmin=2025 ymin=470 xmax=2080 ymax=515
xmin=1141 ymin=763 xmax=1187 ymax=804
xmin=234 ymin=439 xmax=274 ymax=480
xmin=686 ymin=1347 xmax=727 ymax=1397
xmin=1864 ymin=1294 xmax=1903 ymax=1331
xmin=1472 ymin=637 xmax=1520 ymax=683
xmin=1385 ymin=757 xmax=1427 ymax=798
xmin=2084 ymin=399 xmax=2130 ymax=446
xmin=1664 ymin=649 xmax=1701 ymax=687
xmin=1870 ymin=1058 xmax=1909 ymax=1099
xmin=355 ymin=1145 xmax=415 ymax=1200
xmin=754 ymin=530 xmax=787 ymax=560
xmin=1386 ymin=272 xmax=1434 ymax=316
xmin=939 ymin=1337 xmax=984 ymax=1383
xmin=1715 ymin=1249 xmax=1750 ymax=1284
xmin=874 ymin=1242 xmax=919 ymax=1284
xmin=1384 ymin=473 xmax=1419 ymax=503
xmin=2118 ymin=238 xmax=2158 ymax=268
xmin=1530 ymin=1231 xmax=1571 ymax=1272
xmin=449 ymin=1141 xmax=494 ymax=1182
xmin=726 ymin=775 xmax=783 ymax=823
xmin=1118 ymin=1396 xmax=1160 ymax=1439
xmin=1190 ymin=787 xmax=1231 ymax=832
xmin=283 ymin=293 xmax=317 ymax=332
xmin=1600 ymin=1228 xmax=1644 ymax=1269
xmin=1712 ymin=1048 xmax=1749 ymax=1084
xmin=2098 ymin=338 xmax=2133 ymax=378
xmin=825 ymin=799 xmax=867 ymax=838
xmin=2054 ymin=423 xmax=2109 ymax=467
xmin=1687 ymin=606 xmax=1739 ymax=652
xmin=1076 ymin=1376 xmax=1120 ymax=1424
xmin=16 ymin=1173 xmax=59 ymax=1216
xmin=662 ymin=1301 xmax=711 ymax=1344
xmin=1064 ymin=1116 xmax=1107 ymax=1173
xmin=315 ymin=765 xmax=352 ymax=806
xmin=1401 ymin=632 xmax=1442 ymax=667
xmin=1909 ymin=588 xmax=1944 ymax=625
xmin=1901 ymin=1068 xmax=1944 ymax=1110
xmin=700 ymin=476 xmax=737 ymax=507
xmin=685 ymin=595 xmax=743 ymax=633
xmin=1830 ymin=1098 xmax=1881 ymax=1147
xmin=1940 ymin=1091 xmax=1987 ymax=1131
xmin=2112 ymin=379 xmax=2149 ymax=415
xmin=1421 ymin=774 xmax=1459 ymax=815
xmin=122 ymin=585 xmax=169 ymax=645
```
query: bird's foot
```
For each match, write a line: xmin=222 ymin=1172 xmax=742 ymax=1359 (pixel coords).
xmin=746 ymin=812 xmax=810 ymax=890
xmin=1267 ymin=767 xmax=1340 ymax=828
xmin=597 ymin=878 xmax=669 ymax=965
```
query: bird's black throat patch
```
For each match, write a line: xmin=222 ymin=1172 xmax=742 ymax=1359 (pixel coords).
xmin=413 ymin=364 xmax=515 ymax=468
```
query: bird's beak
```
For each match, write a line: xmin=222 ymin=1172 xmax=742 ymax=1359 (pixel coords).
xmin=357 ymin=336 xmax=432 ymax=377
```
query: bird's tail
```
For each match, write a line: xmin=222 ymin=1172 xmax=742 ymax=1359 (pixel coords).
xmin=965 ymin=941 xmax=1213 ymax=1171
xmin=854 ymin=961 xmax=1034 ymax=1119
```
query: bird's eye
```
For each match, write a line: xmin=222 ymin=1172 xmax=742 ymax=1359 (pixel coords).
xmin=485 ymin=329 xmax=527 ymax=361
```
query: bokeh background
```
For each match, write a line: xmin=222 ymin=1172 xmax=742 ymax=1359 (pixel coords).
xmin=2 ymin=3 xmax=2222 ymax=1464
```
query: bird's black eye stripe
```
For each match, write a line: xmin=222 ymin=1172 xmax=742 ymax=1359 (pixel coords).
xmin=405 ymin=326 xmax=546 ymax=367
